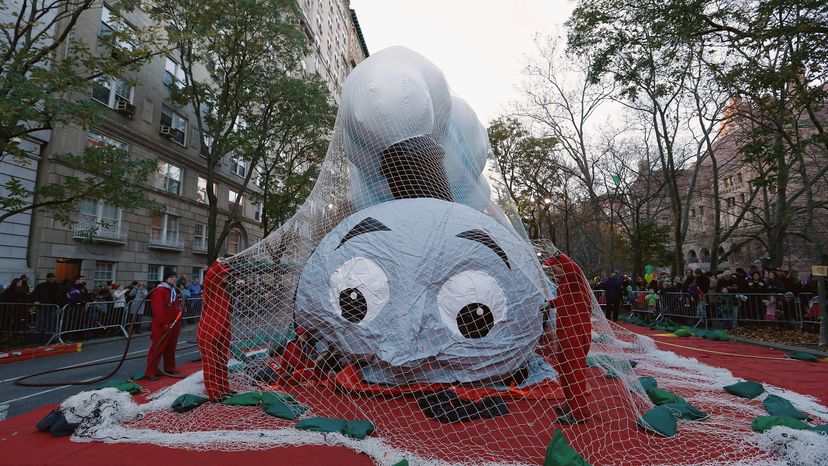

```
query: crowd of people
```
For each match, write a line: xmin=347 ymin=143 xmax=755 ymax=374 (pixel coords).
xmin=591 ymin=264 xmax=822 ymax=324
xmin=0 ymin=271 xmax=203 ymax=341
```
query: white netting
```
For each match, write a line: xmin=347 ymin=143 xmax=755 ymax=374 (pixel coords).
xmin=63 ymin=46 xmax=828 ymax=465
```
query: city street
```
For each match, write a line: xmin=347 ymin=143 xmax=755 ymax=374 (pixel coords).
xmin=0 ymin=327 xmax=198 ymax=420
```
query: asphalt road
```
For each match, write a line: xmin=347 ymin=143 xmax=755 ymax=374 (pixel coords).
xmin=0 ymin=326 xmax=200 ymax=420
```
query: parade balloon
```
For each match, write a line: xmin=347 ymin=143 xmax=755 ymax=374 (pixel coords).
xmin=295 ymin=198 xmax=555 ymax=386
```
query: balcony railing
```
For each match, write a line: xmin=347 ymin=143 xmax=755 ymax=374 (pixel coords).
xmin=193 ymin=238 xmax=208 ymax=254
xmin=73 ymin=217 xmax=127 ymax=244
xmin=148 ymin=232 xmax=183 ymax=250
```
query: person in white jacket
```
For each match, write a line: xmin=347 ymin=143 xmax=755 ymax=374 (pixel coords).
xmin=111 ymin=283 xmax=128 ymax=331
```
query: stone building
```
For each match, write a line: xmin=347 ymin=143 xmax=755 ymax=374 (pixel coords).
xmin=1 ymin=1 xmax=368 ymax=288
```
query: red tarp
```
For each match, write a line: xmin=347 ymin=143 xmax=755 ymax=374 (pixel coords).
xmin=2 ymin=324 xmax=826 ymax=465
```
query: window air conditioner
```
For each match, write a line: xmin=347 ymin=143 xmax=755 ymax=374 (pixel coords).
xmin=115 ymin=100 xmax=136 ymax=116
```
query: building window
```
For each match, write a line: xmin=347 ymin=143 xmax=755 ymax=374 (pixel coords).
xmin=77 ymin=199 xmax=123 ymax=241
xmin=191 ymin=267 xmax=205 ymax=283
xmin=228 ymin=189 xmax=243 ymax=207
xmin=736 ymin=173 xmax=743 ymax=184
xmin=99 ymin=5 xmax=133 ymax=50
xmin=197 ymin=177 xmax=210 ymax=203
xmin=160 ymin=106 xmax=187 ymax=145
xmin=193 ymin=223 xmax=207 ymax=252
xmin=698 ymin=206 xmax=704 ymax=217
xmin=200 ymin=135 xmax=213 ymax=158
xmin=690 ymin=208 xmax=696 ymax=218
xmin=93 ymin=261 xmax=117 ymax=289
xmin=150 ymin=213 xmax=181 ymax=246
xmin=91 ymin=77 xmax=133 ymax=109
xmin=155 ymin=161 xmax=182 ymax=194
xmin=163 ymin=57 xmax=185 ymax=88
xmin=227 ymin=230 xmax=242 ymax=255
xmin=254 ymin=201 xmax=262 ymax=222
xmin=147 ymin=264 xmax=175 ymax=285
xmin=87 ymin=132 xmax=128 ymax=151
xmin=230 ymin=156 xmax=247 ymax=178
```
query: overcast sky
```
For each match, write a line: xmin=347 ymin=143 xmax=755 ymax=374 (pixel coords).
xmin=349 ymin=0 xmax=574 ymax=125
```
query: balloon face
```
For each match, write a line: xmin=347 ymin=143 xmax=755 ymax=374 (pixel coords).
xmin=295 ymin=198 xmax=546 ymax=385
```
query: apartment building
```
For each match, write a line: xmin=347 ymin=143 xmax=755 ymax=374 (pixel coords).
xmin=3 ymin=1 xmax=368 ymax=288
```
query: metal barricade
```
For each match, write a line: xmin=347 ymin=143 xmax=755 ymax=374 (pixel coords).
xmin=33 ymin=296 xmax=202 ymax=345
xmin=52 ymin=300 xmax=129 ymax=343
xmin=659 ymin=292 xmax=704 ymax=328
xmin=0 ymin=302 xmax=61 ymax=348
xmin=182 ymin=298 xmax=203 ymax=324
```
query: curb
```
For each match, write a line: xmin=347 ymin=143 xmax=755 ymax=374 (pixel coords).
xmin=730 ymin=336 xmax=828 ymax=358
xmin=0 ymin=343 xmax=83 ymax=364
xmin=73 ymin=325 xmax=198 ymax=348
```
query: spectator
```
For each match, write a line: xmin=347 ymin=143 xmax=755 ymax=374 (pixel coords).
xmin=31 ymin=273 xmax=64 ymax=306
xmin=734 ymin=268 xmax=748 ymax=291
xmin=31 ymin=272 xmax=63 ymax=338
xmin=66 ymin=275 xmax=90 ymax=306
xmin=18 ymin=274 xmax=32 ymax=293
xmin=715 ymin=270 xmax=741 ymax=328
xmin=745 ymin=273 xmax=766 ymax=320
xmin=600 ymin=272 xmax=624 ymax=321
xmin=127 ymin=281 xmax=148 ymax=333
xmin=0 ymin=278 xmax=31 ymax=332
xmin=694 ymin=269 xmax=711 ymax=295
xmin=185 ymin=278 xmax=203 ymax=322
xmin=112 ymin=283 xmax=127 ymax=327
xmin=186 ymin=278 xmax=203 ymax=299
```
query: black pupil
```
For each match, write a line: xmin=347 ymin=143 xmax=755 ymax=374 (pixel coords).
xmin=339 ymin=287 xmax=368 ymax=323
xmin=457 ymin=303 xmax=494 ymax=339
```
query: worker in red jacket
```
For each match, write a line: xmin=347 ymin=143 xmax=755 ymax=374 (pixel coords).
xmin=146 ymin=269 xmax=182 ymax=381
xmin=544 ymin=252 xmax=593 ymax=423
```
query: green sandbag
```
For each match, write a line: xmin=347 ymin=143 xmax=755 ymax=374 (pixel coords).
xmin=638 ymin=376 xmax=658 ymax=392
xmin=221 ymin=391 xmax=296 ymax=407
xmin=787 ymin=351 xmax=819 ymax=362
xmin=543 ymin=429 xmax=592 ymax=466
xmin=109 ymin=382 xmax=143 ymax=395
xmin=172 ymin=394 xmax=209 ymax=413
xmin=812 ymin=424 xmax=828 ymax=434
xmin=263 ymin=399 xmax=307 ymax=420
xmin=673 ymin=328 xmax=694 ymax=337
xmin=295 ymin=417 xmax=348 ymax=433
xmin=343 ymin=420 xmax=376 ymax=440
xmin=637 ymin=406 xmax=677 ymax=438
xmin=763 ymin=394 xmax=810 ymax=421
xmin=392 ymin=460 xmax=409 ymax=466
xmin=646 ymin=386 xmax=685 ymax=405
xmin=751 ymin=415 xmax=811 ymax=433
xmin=101 ymin=379 xmax=130 ymax=387
xmin=708 ymin=330 xmax=730 ymax=341
xmin=724 ymin=381 xmax=764 ymax=399
xmin=661 ymin=402 xmax=709 ymax=421
xmin=294 ymin=417 xmax=375 ymax=440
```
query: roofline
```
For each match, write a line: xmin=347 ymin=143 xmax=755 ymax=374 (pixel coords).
xmin=350 ymin=8 xmax=369 ymax=57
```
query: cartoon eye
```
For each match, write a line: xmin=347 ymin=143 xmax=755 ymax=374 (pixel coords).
xmin=329 ymin=257 xmax=389 ymax=324
xmin=437 ymin=270 xmax=507 ymax=339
